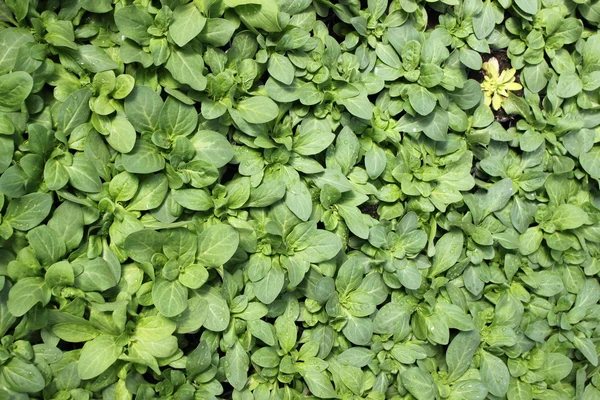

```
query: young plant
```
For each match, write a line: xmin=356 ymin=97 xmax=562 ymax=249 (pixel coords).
xmin=481 ymin=57 xmax=523 ymax=110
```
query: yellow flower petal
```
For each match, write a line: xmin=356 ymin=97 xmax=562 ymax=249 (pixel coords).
xmin=483 ymin=58 xmax=500 ymax=80
xmin=492 ymin=94 xmax=502 ymax=110
xmin=484 ymin=94 xmax=492 ymax=106
xmin=488 ymin=57 xmax=500 ymax=73
xmin=506 ymin=82 xmax=522 ymax=91
xmin=502 ymin=69 xmax=516 ymax=81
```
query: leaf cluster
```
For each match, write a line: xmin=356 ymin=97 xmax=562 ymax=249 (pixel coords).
xmin=1 ymin=0 xmax=600 ymax=399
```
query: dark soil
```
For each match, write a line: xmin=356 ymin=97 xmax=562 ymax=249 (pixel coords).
xmin=359 ymin=204 xmax=379 ymax=219
xmin=427 ymin=9 xmax=442 ymax=31
xmin=494 ymin=107 xmax=516 ymax=127
xmin=491 ymin=49 xmax=512 ymax=72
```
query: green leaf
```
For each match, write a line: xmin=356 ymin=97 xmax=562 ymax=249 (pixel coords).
xmin=159 ymin=96 xmax=198 ymax=137
xmin=0 ymin=71 xmax=32 ymax=111
xmin=7 ymin=277 xmax=50 ymax=317
xmin=268 ymin=53 xmax=295 ymax=85
xmin=66 ymin=154 xmax=103 ymax=193
xmin=152 ymin=278 xmax=188 ymax=317
xmin=313 ymin=169 xmax=353 ymax=192
xmin=285 ymin=179 xmax=312 ymax=221
xmin=47 ymin=202 xmax=84 ymax=251
xmin=73 ymin=257 xmax=119 ymax=292
xmin=0 ymin=136 xmax=13 ymax=174
xmin=522 ymin=62 xmax=549 ymax=93
xmin=402 ymin=368 xmax=436 ymax=400
xmin=334 ymin=127 xmax=360 ymax=174
xmin=573 ymin=336 xmax=599 ymax=366
xmin=197 ymin=18 xmax=236 ymax=46
xmin=56 ymin=89 xmax=93 ymax=135
xmin=254 ymin=265 xmax=285 ymax=304
xmin=459 ymin=47 xmax=482 ymax=70
xmin=266 ymin=77 xmax=302 ymax=102
xmin=197 ymin=224 xmax=239 ymax=267
xmin=1 ymin=357 xmax=45 ymax=393
xmin=190 ymin=130 xmax=234 ymax=168
xmin=236 ymin=96 xmax=279 ymax=124
xmin=338 ymin=347 xmax=374 ymax=367
xmin=27 ymin=225 xmax=66 ymax=265
xmin=134 ymin=315 xmax=176 ymax=342
xmin=106 ymin=115 xmax=136 ymax=153
xmin=0 ymin=28 xmax=35 ymax=74
xmin=127 ymin=173 xmax=168 ymax=211
xmin=78 ymin=335 xmax=122 ymax=380
xmin=275 ymin=316 xmax=297 ymax=353
xmin=480 ymin=350 xmax=510 ymax=397
xmin=247 ymin=179 xmax=286 ymax=207
xmin=519 ymin=226 xmax=543 ymax=255
xmin=173 ymin=188 xmax=213 ymax=211
xmin=482 ymin=178 xmax=515 ymax=219
xmin=121 ymin=140 xmax=165 ymax=174
xmin=225 ymin=342 xmax=249 ymax=391
xmin=251 ymin=347 xmax=280 ymax=368
xmin=196 ymin=286 xmax=230 ymax=332
xmin=124 ymin=85 xmax=163 ymax=134
xmin=123 ymin=230 xmax=163 ymax=263
xmin=408 ymin=86 xmax=436 ymax=116
xmin=166 ymin=47 xmax=207 ymax=91
xmin=426 ymin=313 xmax=449 ymax=345
xmin=550 ymin=204 xmax=589 ymax=230
xmin=75 ymin=45 xmax=118 ymax=72
xmin=429 ymin=230 xmax=463 ymax=277
xmin=548 ymin=18 xmax=582 ymax=47
xmin=343 ymin=316 xmax=373 ymax=345
xmin=373 ymin=303 xmax=410 ymax=337
xmin=45 ymin=261 xmax=75 ymax=289
xmin=248 ymin=319 xmax=276 ymax=346
xmin=473 ymin=2 xmax=495 ymax=39
xmin=296 ymin=230 xmax=342 ymax=263
xmin=340 ymin=94 xmax=373 ymax=120
xmin=303 ymin=370 xmax=338 ymax=399
xmin=337 ymin=204 xmax=370 ymax=239
xmin=545 ymin=353 xmax=573 ymax=383
xmin=449 ymin=380 xmax=488 ymax=400
xmin=446 ymin=330 xmax=481 ymax=382
xmin=581 ymin=147 xmax=600 ymax=180
xmin=179 ymin=264 xmax=208 ymax=289
xmin=114 ymin=5 xmax=153 ymax=45
xmin=421 ymin=107 xmax=449 ymax=141
xmin=186 ymin=341 xmax=211 ymax=378
xmin=53 ymin=322 xmax=99 ymax=343
xmin=293 ymin=117 xmax=334 ymax=156
xmin=169 ymin=3 xmax=206 ymax=47
xmin=365 ymin=144 xmax=386 ymax=180
xmin=450 ymin=80 xmax=483 ymax=110
xmin=556 ymin=73 xmax=583 ymax=98
xmin=237 ymin=0 xmax=281 ymax=33
xmin=109 ymin=171 xmax=138 ymax=202
xmin=376 ymin=43 xmax=401 ymax=67
xmin=4 ymin=193 xmax=52 ymax=231
xmin=515 ymin=0 xmax=539 ymax=14
xmin=507 ymin=378 xmax=532 ymax=400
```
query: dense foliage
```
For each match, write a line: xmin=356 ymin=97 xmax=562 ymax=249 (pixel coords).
xmin=1 ymin=0 xmax=600 ymax=399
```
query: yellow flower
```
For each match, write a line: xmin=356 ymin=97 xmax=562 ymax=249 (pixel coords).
xmin=481 ymin=57 xmax=523 ymax=111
